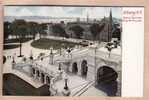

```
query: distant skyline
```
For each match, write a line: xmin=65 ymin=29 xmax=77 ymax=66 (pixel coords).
xmin=4 ymin=6 xmax=122 ymax=19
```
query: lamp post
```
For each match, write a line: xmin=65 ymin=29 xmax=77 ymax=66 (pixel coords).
xmin=66 ymin=47 xmax=73 ymax=59
xmin=30 ymin=50 xmax=33 ymax=60
xmin=62 ymin=74 xmax=71 ymax=96
xmin=12 ymin=56 xmax=16 ymax=69
xmin=64 ymin=77 xmax=68 ymax=89
xmin=58 ymin=63 xmax=61 ymax=70
xmin=18 ymin=37 xmax=23 ymax=57
xmin=60 ymin=43 xmax=65 ymax=56
xmin=49 ymin=47 xmax=54 ymax=65
xmin=93 ymin=46 xmax=98 ymax=86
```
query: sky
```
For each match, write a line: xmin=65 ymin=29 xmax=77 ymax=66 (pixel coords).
xmin=4 ymin=6 xmax=122 ymax=19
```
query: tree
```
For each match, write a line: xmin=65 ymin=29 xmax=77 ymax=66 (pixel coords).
xmin=51 ymin=24 xmax=68 ymax=38
xmin=27 ymin=22 xmax=38 ymax=40
xmin=90 ymin=23 xmax=99 ymax=40
xmin=69 ymin=25 xmax=84 ymax=39
xmin=37 ymin=23 xmax=47 ymax=38
xmin=112 ymin=27 xmax=121 ymax=41
xmin=4 ymin=21 xmax=11 ymax=40
xmin=10 ymin=19 xmax=28 ymax=57
xmin=10 ymin=19 xmax=28 ymax=39
xmin=90 ymin=23 xmax=105 ymax=42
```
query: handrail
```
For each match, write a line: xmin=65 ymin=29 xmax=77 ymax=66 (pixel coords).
xmin=77 ymin=81 xmax=95 ymax=96
xmin=72 ymin=81 xmax=93 ymax=96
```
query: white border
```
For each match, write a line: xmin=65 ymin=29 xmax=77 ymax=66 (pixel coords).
xmin=122 ymin=7 xmax=144 ymax=97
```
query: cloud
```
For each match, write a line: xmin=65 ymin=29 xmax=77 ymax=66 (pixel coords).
xmin=4 ymin=6 xmax=122 ymax=19
xmin=4 ymin=6 xmax=34 ymax=16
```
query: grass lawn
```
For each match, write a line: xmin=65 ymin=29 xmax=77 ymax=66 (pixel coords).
xmin=4 ymin=44 xmax=20 ymax=50
xmin=4 ymin=38 xmax=33 ymax=50
xmin=31 ymin=38 xmax=81 ymax=50
xmin=4 ymin=38 xmax=32 ymax=44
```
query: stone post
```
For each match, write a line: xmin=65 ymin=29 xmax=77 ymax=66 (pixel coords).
xmin=30 ymin=50 xmax=34 ymax=63
xmin=62 ymin=76 xmax=71 ymax=96
xmin=12 ymin=56 xmax=16 ymax=69
xmin=33 ymin=68 xmax=37 ymax=80
xmin=49 ymin=47 xmax=54 ymax=65
xmin=44 ymin=75 xmax=47 ymax=84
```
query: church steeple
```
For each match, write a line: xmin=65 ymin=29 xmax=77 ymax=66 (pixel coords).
xmin=109 ymin=9 xmax=112 ymax=24
xmin=87 ymin=12 xmax=89 ymax=23
xmin=108 ymin=9 xmax=113 ymax=42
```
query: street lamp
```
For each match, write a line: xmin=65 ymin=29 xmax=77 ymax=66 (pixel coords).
xmin=29 ymin=50 xmax=33 ymax=60
xmin=64 ymin=77 xmax=68 ymax=89
xmin=90 ymin=44 xmax=98 ymax=86
xmin=94 ymin=46 xmax=98 ymax=86
xmin=60 ymin=43 xmax=65 ymax=56
xmin=18 ymin=37 xmax=23 ymax=57
xmin=49 ymin=47 xmax=54 ymax=65
xmin=66 ymin=47 xmax=73 ymax=59
xmin=12 ymin=56 xmax=16 ymax=69
xmin=62 ymin=74 xmax=71 ymax=96
xmin=58 ymin=63 xmax=61 ymax=70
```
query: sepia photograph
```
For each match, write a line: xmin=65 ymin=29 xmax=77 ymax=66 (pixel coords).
xmin=3 ymin=6 xmax=122 ymax=96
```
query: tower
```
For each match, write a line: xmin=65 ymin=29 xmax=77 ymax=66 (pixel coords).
xmin=87 ymin=12 xmax=89 ymax=23
xmin=108 ymin=9 xmax=113 ymax=42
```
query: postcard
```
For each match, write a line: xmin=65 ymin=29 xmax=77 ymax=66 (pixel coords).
xmin=3 ymin=6 xmax=144 ymax=97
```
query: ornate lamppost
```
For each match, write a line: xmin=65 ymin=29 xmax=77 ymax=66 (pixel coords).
xmin=60 ymin=43 xmax=65 ymax=56
xmin=93 ymin=46 xmax=98 ymax=86
xmin=58 ymin=63 xmax=62 ymax=70
xmin=29 ymin=50 xmax=33 ymax=61
xmin=49 ymin=47 xmax=54 ymax=65
xmin=90 ymin=44 xmax=98 ymax=86
xmin=66 ymin=47 xmax=73 ymax=59
xmin=12 ymin=56 xmax=16 ymax=69
xmin=58 ymin=62 xmax=63 ymax=80
xmin=18 ymin=35 xmax=23 ymax=57
xmin=62 ymin=74 xmax=71 ymax=96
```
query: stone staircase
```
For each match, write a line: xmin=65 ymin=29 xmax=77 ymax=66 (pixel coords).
xmin=71 ymin=81 xmax=94 ymax=96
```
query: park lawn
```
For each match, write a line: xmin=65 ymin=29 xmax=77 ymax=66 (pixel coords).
xmin=4 ymin=37 xmax=33 ymax=44
xmin=4 ymin=38 xmax=33 ymax=50
xmin=31 ymin=38 xmax=80 ymax=50
xmin=4 ymin=44 xmax=20 ymax=50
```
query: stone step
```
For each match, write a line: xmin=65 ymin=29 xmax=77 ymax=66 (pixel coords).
xmin=74 ymin=81 xmax=94 ymax=96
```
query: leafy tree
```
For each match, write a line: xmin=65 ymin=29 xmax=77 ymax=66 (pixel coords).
xmin=10 ymin=19 xmax=28 ymax=57
xmin=10 ymin=19 xmax=28 ymax=39
xmin=27 ymin=22 xmax=38 ymax=40
xmin=90 ymin=23 xmax=99 ymax=40
xmin=90 ymin=23 xmax=105 ymax=41
xmin=38 ymin=23 xmax=47 ymax=38
xmin=4 ymin=21 xmax=11 ymax=40
xmin=51 ymin=24 xmax=68 ymax=38
xmin=69 ymin=25 xmax=84 ymax=39
xmin=112 ymin=27 xmax=121 ymax=41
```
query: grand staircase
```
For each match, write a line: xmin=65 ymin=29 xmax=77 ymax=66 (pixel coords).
xmin=70 ymin=81 xmax=94 ymax=96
